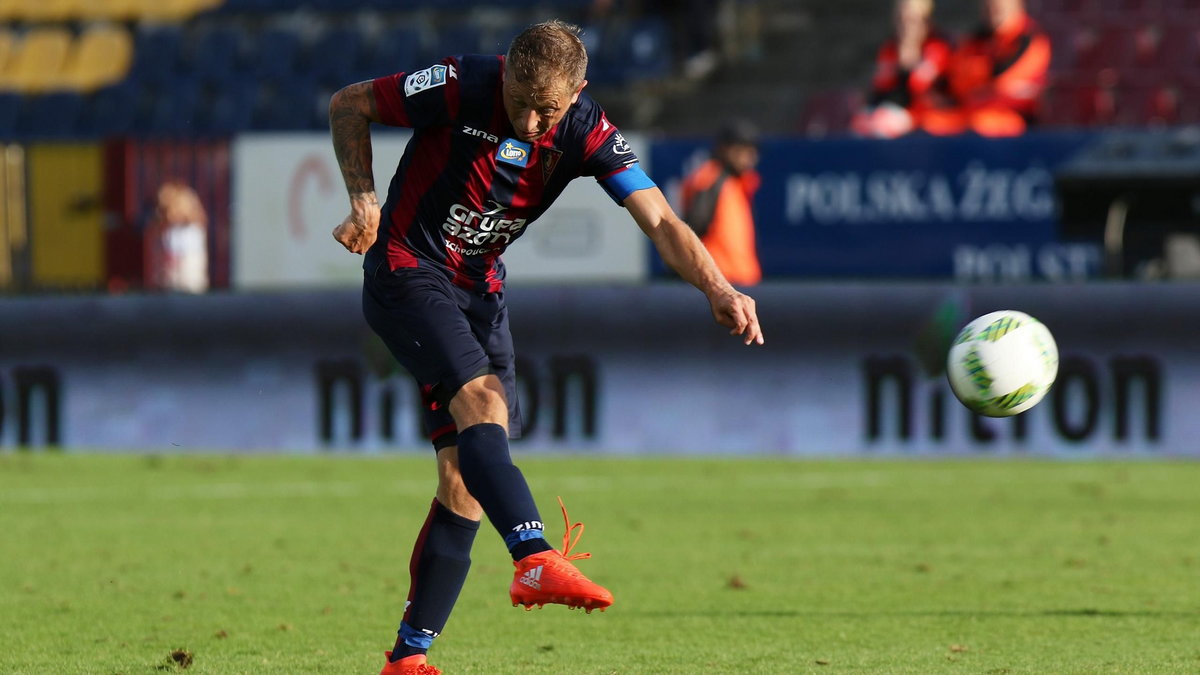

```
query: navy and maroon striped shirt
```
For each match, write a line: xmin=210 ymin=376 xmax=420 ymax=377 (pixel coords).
xmin=369 ymin=54 xmax=655 ymax=293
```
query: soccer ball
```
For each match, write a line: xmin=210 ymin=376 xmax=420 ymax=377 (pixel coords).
xmin=946 ymin=310 xmax=1059 ymax=417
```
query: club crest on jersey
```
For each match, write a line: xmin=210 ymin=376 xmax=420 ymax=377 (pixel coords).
xmin=404 ymin=63 xmax=455 ymax=96
xmin=496 ymin=139 xmax=532 ymax=167
xmin=541 ymin=147 xmax=563 ymax=182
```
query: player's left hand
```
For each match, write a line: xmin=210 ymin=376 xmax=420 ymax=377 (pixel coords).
xmin=710 ymin=289 xmax=764 ymax=346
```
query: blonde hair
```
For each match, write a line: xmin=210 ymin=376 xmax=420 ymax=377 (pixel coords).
xmin=506 ymin=20 xmax=588 ymax=92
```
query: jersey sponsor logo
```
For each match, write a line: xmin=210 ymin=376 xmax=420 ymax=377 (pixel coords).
xmin=462 ymin=125 xmax=500 ymax=143
xmin=441 ymin=202 xmax=529 ymax=253
xmin=404 ymin=63 xmax=456 ymax=96
xmin=496 ymin=139 xmax=531 ymax=167
xmin=541 ymin=147 xmax=563 ymax=183
xmin=611 ymin=132 xmax=633 ymax=155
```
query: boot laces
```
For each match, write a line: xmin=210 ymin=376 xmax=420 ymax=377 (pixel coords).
xmin=555 ymin=495 xmax=592 ymax=565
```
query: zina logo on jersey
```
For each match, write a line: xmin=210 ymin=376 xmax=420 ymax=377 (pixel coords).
xmin=462 ymin=125 xmax=500 ymax=143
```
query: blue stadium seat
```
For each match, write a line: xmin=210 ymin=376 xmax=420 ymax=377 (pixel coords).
xmin=139 ymin=78 xmax=202 ymax=136
xmin=80 ymin=81 xmax=138 ymax=136
xmin=428 ymin=24 xmax=483 ymax=60
xmin=581 ymin=23 xmax=623 ymax=86
xmin=17 ymin=92 xmax=83 ymax=138
xmin=253 ymin=77 xmax=322 ymax=130
xmin=251 ymin=28 xmax=300 ymax=80
xmin=131 ymin=26 xmax=183 ymax=86
xmin=188 ymin=25 xmax=245 ymax=83
xmin=303 ymin=27 xmax=363 ymax=88
xmin=366 ymin=26 xmax=422 ymax=77
xmin=199 ymin=79 xmax=257 ymax=133
xmin=0 ymin=93 xmax=20 ymax=137
xmin=621 ymin=19 xmax=671 ymax=81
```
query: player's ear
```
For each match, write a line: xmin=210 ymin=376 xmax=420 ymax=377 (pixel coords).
xmin=570 ymin=79 xmax=587 ymax=104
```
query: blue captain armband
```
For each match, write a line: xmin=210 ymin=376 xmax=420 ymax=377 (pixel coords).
xmin=598 ymin=164 xmax=657 ymax=205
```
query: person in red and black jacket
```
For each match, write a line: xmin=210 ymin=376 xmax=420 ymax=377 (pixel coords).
xmin=852 ymin=0 xmax=953 ymax=138
xmin=920 ymin=0 xmax=1051 ymax=137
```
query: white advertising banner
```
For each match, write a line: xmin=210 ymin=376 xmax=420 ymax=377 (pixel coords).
xmin=232 ymin=132 xmax=650 ymax=289
xmin=0 ymin=284 xmax=1196 ymax=456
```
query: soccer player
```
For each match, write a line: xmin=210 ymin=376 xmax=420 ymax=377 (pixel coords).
xmin=328 ymin=20 xmax=764 ymax=675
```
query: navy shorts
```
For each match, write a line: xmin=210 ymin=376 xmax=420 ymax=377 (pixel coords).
xmin=362 ymin=262 xmax=521 ymax=449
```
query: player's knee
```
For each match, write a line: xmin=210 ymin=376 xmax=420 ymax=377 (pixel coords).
xmin=449 ymin=375 xmax=508 ymax=426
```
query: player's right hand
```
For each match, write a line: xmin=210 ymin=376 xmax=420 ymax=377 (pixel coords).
xmin=333 ymin=194 xmax=380 ymax=254
xmin=710 ymin=288 xmax=765 ymax=346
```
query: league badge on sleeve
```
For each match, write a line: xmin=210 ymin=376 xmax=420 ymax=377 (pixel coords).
xmin=496 ymin=139 xmax=532 ymax=168
xmin=404 ymin=63 xmax=456 ymax=96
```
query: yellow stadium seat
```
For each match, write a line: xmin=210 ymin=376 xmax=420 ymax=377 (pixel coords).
xmin=59 ymin=25 xmax=134 ymax=93
xmin=136 ymin=0 xmax=222 ymax=22
xmin=11 ymin=0 xmax=77 ymax=23
xmin=0 ymin=30 xmax=15 ymax=75
xmin=2 ymin=28 xmax=73 ymax=94
xmin=75 ymin=0 xmax=143 ymax=22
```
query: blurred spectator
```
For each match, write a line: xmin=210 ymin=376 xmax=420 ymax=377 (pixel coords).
xmin=851 ymin=0 xmax=953 ymax=139
xmin=680 ymin=119 xmax=762 ymax=286
xmin=148 ymin=181 xmax=208 ymax=293
xmin=920 ymin=0 xmax=1051 ymax=137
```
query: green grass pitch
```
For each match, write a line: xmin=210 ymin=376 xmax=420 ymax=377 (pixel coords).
xmin=2 ymin=453 xmax=1198 ymax=674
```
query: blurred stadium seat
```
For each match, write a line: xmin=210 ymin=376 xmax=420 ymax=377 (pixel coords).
xmin=368 ymin=26 xmax=423 ymax=76
xmin=797 ymin=88 xmax=860 ymax=137
xmin=0 ymin=92 xmax=19 ymax=135
xmin=187 ymin=25 xmax=245 ymax=84
xmin=6 ymin=0 xmax=75 ymax=23
xmin=249 ymin=27 xmax=300 ymax=79
xmin=77 ymin=0 xmax=142 ymax=22
xmin=17 ymin=92 xmax=83 ymax=137
xmin=131 ymin=26 xmax=184 ymax=86
xmin=1 ymin=27 xmax=73 ymax=94
xmin=61 ymin=25 xmax=134 ymax=93
xmin=80 ymin=81 xmax=138 ymax=136
xmin=301 ymin=27 xmax=363 ymax=88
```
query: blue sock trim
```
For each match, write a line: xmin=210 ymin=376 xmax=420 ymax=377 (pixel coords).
xmin=398 ymin=621 xmax=435 ymax=650
xmin=503 ymin=528 xmax=546 ymax=551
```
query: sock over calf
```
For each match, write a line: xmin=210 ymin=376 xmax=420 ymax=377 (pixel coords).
xmin=390 ymin=498 xmax=479 ymax=662
xmin=455 ymin=423 xmax=554 ymax=561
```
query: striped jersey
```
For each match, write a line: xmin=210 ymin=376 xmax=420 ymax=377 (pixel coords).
xmin=368 ymin=54 xmax=655 ymax=292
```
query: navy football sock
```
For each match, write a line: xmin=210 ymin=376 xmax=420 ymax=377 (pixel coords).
xmin=456 ymin=423 xmax=554 ymax=561
xmin=390 ymin=499 xmax=479 ymax=662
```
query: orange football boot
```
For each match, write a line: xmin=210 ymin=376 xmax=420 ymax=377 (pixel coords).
xmin=379 ymin=652 xmax=440 ymax=675
xmin=510 ymin=497 xmax=614 ymax=613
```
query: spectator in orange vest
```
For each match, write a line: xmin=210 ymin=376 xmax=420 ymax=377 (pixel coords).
xmin=920 ymin=0 xmax=1051 ymax=137
xmin=852 ymin=0 xmax=953 ymax=139
xmin=680 ymin=120 xmax=762 ymax=286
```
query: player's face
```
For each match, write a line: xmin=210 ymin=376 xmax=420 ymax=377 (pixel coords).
xmin=983 ymin=0 xmax=1022 ymax=28
xmin=502 ymin=73 xmax=586 ymax=142
xmin=895 ymin=0 xmax=929 ymax=35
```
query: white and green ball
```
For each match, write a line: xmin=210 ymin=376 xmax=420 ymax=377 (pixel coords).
xmin=946 ymin=310 xmax=1059 ymax=417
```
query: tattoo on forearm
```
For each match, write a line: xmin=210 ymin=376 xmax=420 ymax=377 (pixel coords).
xmin=330 ymin=83 xmax=377 ymax=196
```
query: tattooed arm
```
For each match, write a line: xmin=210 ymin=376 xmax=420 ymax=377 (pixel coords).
xmin=329 ymin=81 xmax=384 ymax=254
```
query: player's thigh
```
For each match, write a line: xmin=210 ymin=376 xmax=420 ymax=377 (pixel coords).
xmin=361 ymin=270 xmax=491 ymax=406
xmin=465 ymin=292 xmax=523 ymax=437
